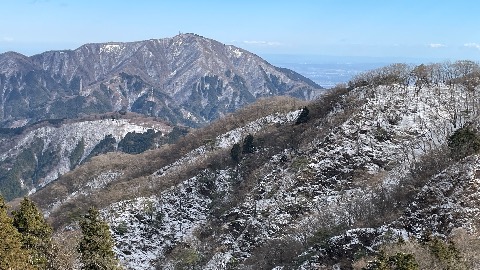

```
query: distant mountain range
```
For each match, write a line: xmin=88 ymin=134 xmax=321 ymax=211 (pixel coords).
xmin=0 ymin=33 xmax=322 ymax=201
xmin=0 ymin=33 xmax=322 ymax=128
xmin=4 ymin=35 xmax=480 ymax=269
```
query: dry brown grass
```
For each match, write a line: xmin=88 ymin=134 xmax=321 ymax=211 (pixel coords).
xmin=353 ymin=228 xmax=480 ymax=270
xmin=450 ymin=228 xmax=480 ymax=269
xmin=35 ymin=136 xmax=235 ymax=228
xmin=32 ymin=97 xmax=306 ymax=225
xmin=30 ymin=92 xmax=350 ymax=230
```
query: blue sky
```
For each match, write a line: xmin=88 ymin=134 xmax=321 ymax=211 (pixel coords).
xmin=1 ymin=0 xmax=480 ymax=62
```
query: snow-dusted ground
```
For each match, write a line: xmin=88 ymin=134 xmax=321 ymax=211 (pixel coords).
xmin=103 ymin=171 xmax=234 ymax=269
xmin=153 ymin=110 xmax=302 ymax=179
xmin=1 ymin=118 xmax=168 ymax=189
xmin=100 ymin=109 xmax=302 ymax=269
xmin=92 ymin=84 xmax=480 ymax=269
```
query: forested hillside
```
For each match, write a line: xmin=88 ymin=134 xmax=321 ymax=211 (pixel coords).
xmin=3 ymin=61 xmax=472 ymax=269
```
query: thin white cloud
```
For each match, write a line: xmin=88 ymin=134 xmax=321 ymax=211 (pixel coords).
xmin=429 ymin=43 xmax=446 ymax=48
xmin=30 ymin=0 xmax=50 ymax=5
xmin=2 ymin=37 xmax=14 ymax=42
xmin=464 ymin=43 xmax=480 ymax=50
xmin=29 ymin=0 xmax=50 ymax=4
xmin=243 ymin=40 xmax=282 ymax=46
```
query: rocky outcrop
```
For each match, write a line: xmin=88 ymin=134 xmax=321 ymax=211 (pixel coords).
xmin=0 ymin=116 xmax=170 ymax=200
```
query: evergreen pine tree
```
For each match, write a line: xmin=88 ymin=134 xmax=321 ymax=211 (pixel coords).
xmin=0 ymin=196 xmax=34 ymax=270
xmin=447 ymin=125 xmax=480 ymax=160
xmin=78 ymin=207 xmax=121 ymax=270
xmin=295 ymin=106 xmax=310 ymax=125
xmin=12 ymin=197 xmax=54 ymax=269
xmin=242 ymin=134 xmax=255 ymax=154
xmin=230 ymin=143 xmax=241 ymax=163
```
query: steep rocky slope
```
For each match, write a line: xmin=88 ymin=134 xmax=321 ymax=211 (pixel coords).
xmin=28 ymin=62 xmax=480 ymax=269
xmin=0 ymin=33 xmax=322 ymax=128
xmin=0 ymin=114 xmax=171 ymax=201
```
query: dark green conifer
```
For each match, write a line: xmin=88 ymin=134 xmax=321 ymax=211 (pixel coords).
xmin=0 ymin=196 xmax=34 ymax=270
xmin=78 ymin=207 xmax=121 ymax=270
xmin=242 ymin=134 xmax=255 ymax=154
xmin=447 ymin=125 xmax=480 ymax=160
xmin=295 ymin=106 xmax=310 ymax=125
xmin=12 ymin=197 xmax=54 ymax=269
xmin=230 ymin=143 xmax=241 ymax=163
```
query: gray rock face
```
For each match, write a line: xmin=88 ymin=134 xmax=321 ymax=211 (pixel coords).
xmin=0 ymin=33 xmax=322 ymax=127
xmin=0 ymin=116 xmax=170 ymax=201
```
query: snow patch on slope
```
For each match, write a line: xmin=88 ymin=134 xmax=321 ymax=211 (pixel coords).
xmin=1 ymin=119 xmax=166 ymax=188
xmin=103 ymin=173 xmax=226 ymax=269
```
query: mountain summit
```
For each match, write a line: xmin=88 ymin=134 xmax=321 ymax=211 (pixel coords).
xmin=0 ymin=33 xmax=322 ymax=128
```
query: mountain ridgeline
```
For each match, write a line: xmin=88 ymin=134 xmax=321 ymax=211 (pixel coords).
xmin=5 ymin=32 xmax=480 ymax=269
xmin=20 ymin=60 xmax=480 ymax=269
xmin=0 ymin=33 xmax=321 ymax=202
xmin=0 ymin=33 xmax=322 ymax=128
